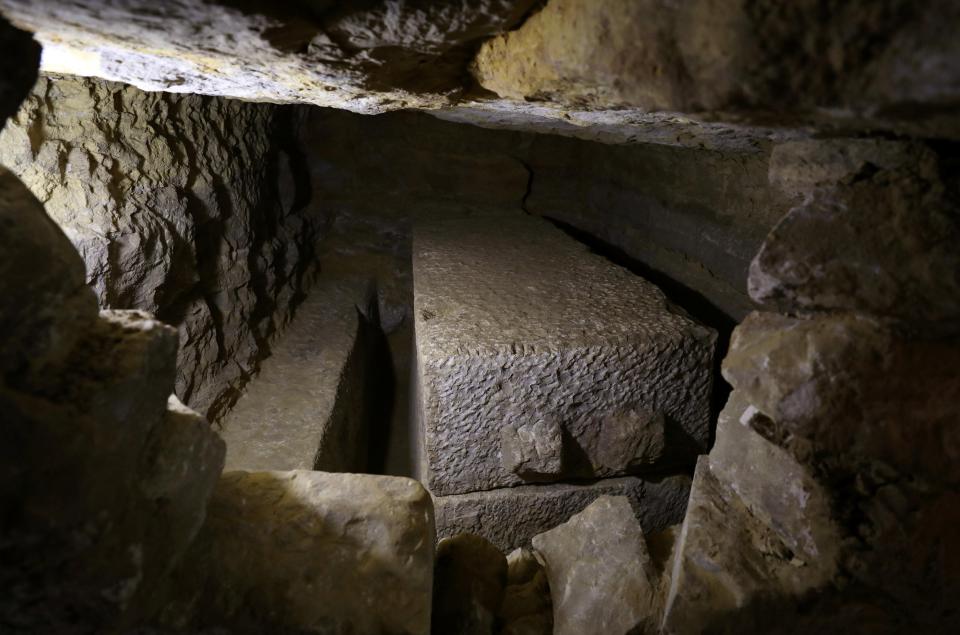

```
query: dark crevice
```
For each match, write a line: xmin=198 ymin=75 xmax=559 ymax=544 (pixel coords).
xmin=360 ymin=299 xmax=397 ymax=475
xmin=514 ymin=155 xmax=535 ymax=215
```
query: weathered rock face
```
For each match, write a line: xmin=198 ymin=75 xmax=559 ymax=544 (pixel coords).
xmin=473 ymin=0 xmax=960 ymax=138
xmin=708 ymin=391 xmax=840 ymax=573
xmin=532 ymin=496 xmax=659 ymax=635
xmin=414 ymin=213 xmax=715 ymax=495
xmin=0 ymin=74 xmax=322 ymax=420
xmin=657 ymin=391 xmax=842 ymax=632
xmin=0 ymin=0 xmax=537 ymax=110
xmin=659 ymin=131 xmax=960 ymax=631
xmin=661 ymin=457 xmax=835 ymax=634
xmin=722 ymin=311 xmax=960 ymax=486
xmin=1 ymin=0 xmax=957 ymax=140
xmin=160 ymin=470 xmax=435 ymax=635
xmin=0 ymin=167 xmax=96 ymax=377
xmin=752 ymin=139 xmax=960 ymax=333
xmin=432 ymin=533 xmax=507 ymax=635
xmin=0 ymin=166 xmax=225 ymax=632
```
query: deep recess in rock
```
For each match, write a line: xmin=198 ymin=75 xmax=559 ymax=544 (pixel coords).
xmin=1 ymin=3 xmax=959 ymax=635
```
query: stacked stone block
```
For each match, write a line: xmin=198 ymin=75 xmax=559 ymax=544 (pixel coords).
xmin=660 ymin=138 xmax=960 ymax=632
xmin=413 ymin=213 xmax=716 ymax=549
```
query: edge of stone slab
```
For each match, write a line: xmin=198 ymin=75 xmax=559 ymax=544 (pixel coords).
xmin=432 ymin=473 xmax=692 ymax=552
xmin=219 ymin=275 xmax=378 ymax=473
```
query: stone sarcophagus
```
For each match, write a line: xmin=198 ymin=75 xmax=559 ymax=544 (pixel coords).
xmin=413 ymin=213 xmax=715 ymax=548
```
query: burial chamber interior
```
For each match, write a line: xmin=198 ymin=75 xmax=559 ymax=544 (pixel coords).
xmin=1 ymin=2 xmax=959 ymax=634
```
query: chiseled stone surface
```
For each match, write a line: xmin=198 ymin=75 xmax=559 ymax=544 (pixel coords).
xmin=532 ymin=496 xmax=658 ymax=635
xmin=433 ymin=473 xmax=691 ymax=552
xmin=414 ymin=213 xmax=715 ymax=495
xmin=221 ymin=277 xmax=378 ymax=472
xmin=162 ymin=470 xmax=435 ymax=635
xmin=432 ymin=533 xmax=507 ymax=635
xmin=661 ymin=457 xmax=833 ymax=634
xmin=0 ymin=73 xmax=322 ymax=421
xmin=708 ymin=391 xmax=840 ymax=582
xmin=722 ymin=311 xmax=960 ymax=486
xmin=753 ymin=139 xmax=960 ymax=333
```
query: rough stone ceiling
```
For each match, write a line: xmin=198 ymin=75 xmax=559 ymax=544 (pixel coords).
xmin=2 ymin=0 xmax=959 ymax=147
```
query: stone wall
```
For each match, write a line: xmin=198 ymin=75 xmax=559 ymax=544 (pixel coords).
xmin=659 ymin=137 xmax=960 ymax=631
xmin=306 ymin=108 xmax=790 ymax=333
xmin=0 ymin=74 xmax=322 ymax=421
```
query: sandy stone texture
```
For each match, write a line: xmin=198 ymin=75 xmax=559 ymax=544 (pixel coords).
xmin=0 ymin=0 xmax=536 ymax=111
xmin=708 ymin=391 xmax=840 ymax=576
xmin=722 ymin=311 xmax=960 ymax=486
xmin=473 ymin=0 xmax=960 ymax=138
xmin=753 ymin=139 xmax=960 ymax=334
xmin=159 ymin=470 xmax=435 ymax=635
xmin=660 ymin=457 xmax=833 ymax=634
xmin=1 ymin=0 xmax=957 ymax=138
xmin=532 ymin=496 xmax=659 ymax=635
xmin=0 ymin=74 xmax=323 ymax=420
xmin=1 ymin=167 xmax=225 ymax=632
xmin=414 ymin=213 xmax=715 ymax=495
xmin=220 ymin=276 xmax=380 ymax=472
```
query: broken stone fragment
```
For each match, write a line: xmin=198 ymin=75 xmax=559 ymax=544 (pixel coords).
xmin=136 ymin=394 xmax=227 ymax=616
xmin=0 ymin=167 xmax=98 ymax=379
xmin=499 ymin=548 xmax=553 ymax=635
xmin=532 ymin=495 xmax=659 ymax=635
xmin=160 ymin=470 xmax=435 ymax=635
xmin=500 ymin=418 xmax=563 ymax=479
xmin=414 ymin=213 xmax=715 ymax=495
xmin=589 ymin=408 xmax=666 ymax=473
xmin=722 ymin=311 xmax=960 ymax=485
xmin=1 ymin=304 xmax=223 ymax=632
xmin=753 ymin=139 xmax=960 ymax=332
xmin=433 ymin=473 xmax=692 ymax=552
xmin=660 ymin=457 xmax=834 ymax=634
xmin=708 ymin=391 xmax=840 ymax=577
xmin=432 ymin=533 xmax=507 ymax=635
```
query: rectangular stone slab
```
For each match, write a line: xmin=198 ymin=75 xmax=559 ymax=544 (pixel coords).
xmin=433 ymin=473 xmax=691 ymax=552
xmin=413 ymin=213 xmax=715 ymax=495
xmin=220 ymin=276 xmax=378 ymax=472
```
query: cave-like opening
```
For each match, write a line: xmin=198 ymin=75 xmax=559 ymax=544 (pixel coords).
xmin=1 ymin=2 xmax=959 ymax=634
